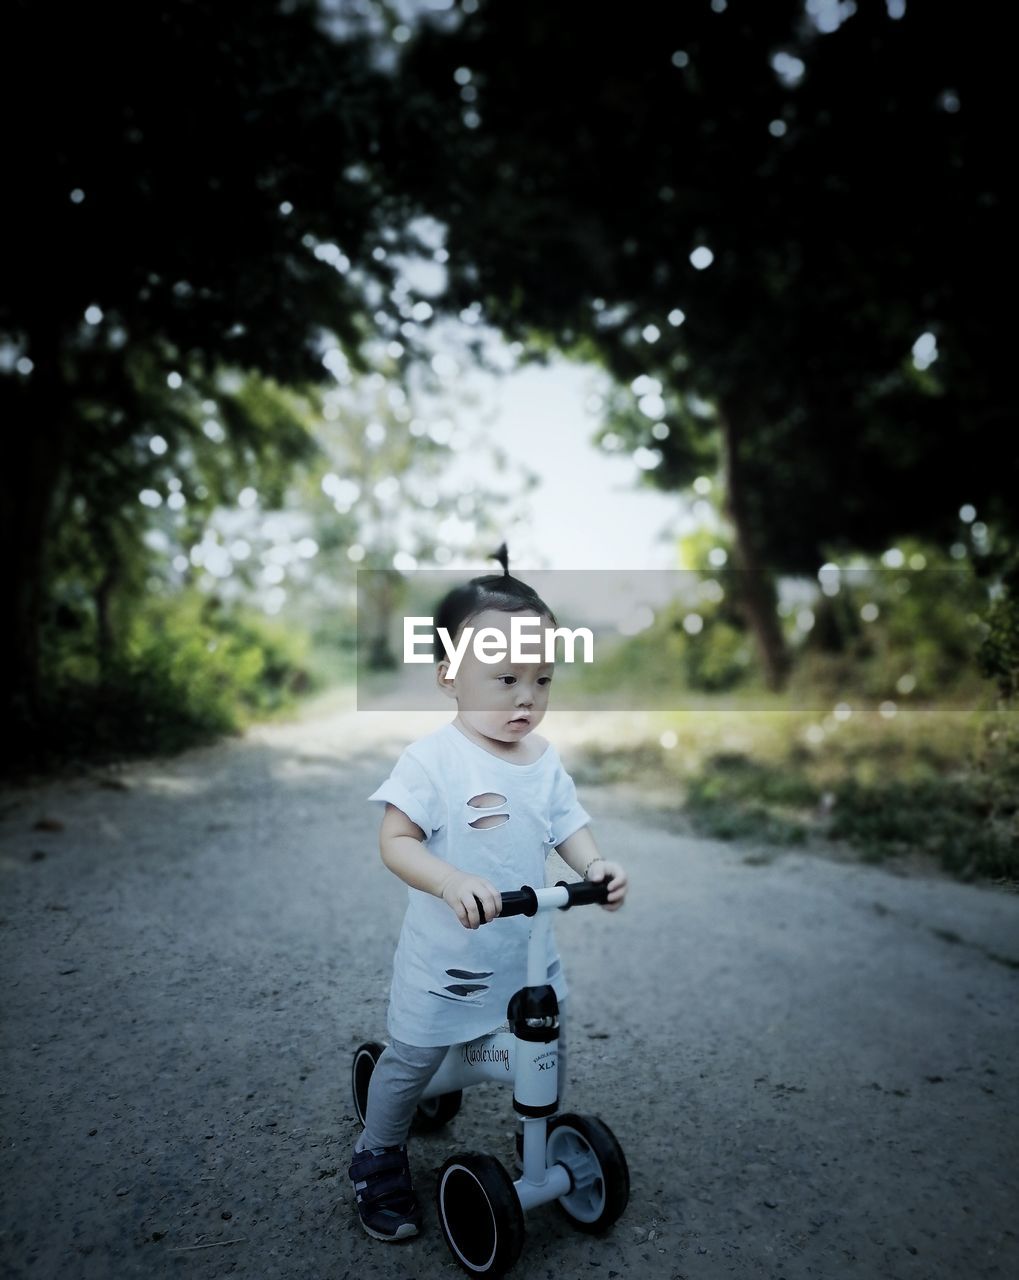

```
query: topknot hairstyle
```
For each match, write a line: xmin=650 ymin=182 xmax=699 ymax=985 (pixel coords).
xmin=432 ymin=542 xmax=557 ymax=661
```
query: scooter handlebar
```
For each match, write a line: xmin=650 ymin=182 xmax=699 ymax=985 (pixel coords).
xmin=497 ymin=880 xmax=610 ymax=918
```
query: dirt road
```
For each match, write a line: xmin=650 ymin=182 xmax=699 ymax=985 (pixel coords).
xmin=2 ymin=699 xmax=1017 ymax=1279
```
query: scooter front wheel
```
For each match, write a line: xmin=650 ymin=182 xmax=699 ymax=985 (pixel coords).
xmin=546 ymin=1112 xmax=629 ymax=1233
xmin=436 ymin=1151 xmax=525 ymax=1275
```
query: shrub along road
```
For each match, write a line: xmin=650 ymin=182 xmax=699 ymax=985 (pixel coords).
xmin=1 ymin=704 xmax=1017 ymax=1279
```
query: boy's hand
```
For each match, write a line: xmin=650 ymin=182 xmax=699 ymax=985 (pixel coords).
xmin=439 ymin=872 xmax=502 ymax=930
xmin=586 ymin=859 xmax=628 ymax=911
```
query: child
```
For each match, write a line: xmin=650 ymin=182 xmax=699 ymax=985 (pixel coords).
xmin=348 ymin=544 xmax=628 ymax=1241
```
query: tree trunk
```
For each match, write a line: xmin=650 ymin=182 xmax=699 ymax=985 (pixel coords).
xmin=0 ymin=331 xmax=72 ymax=762
xmin=717 ymin=403 xmax=791 ymax=692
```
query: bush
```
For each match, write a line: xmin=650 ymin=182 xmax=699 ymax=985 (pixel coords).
xmin=22 ymin=590 xmax=316 ymax=773
xmin=828 ymin=775 xmax=1015 ymax=879
xmin=788 ymin=556 xmax=990 ymax=703
xmin=681 ymin=619 xmax=753 ymax=692
xmin=684 ymin=752 xmax=816 ymax=846
xmin=569 ymin=703 xmax=1019 ymax=883
xmin=978 ymin=587 xmax=1019 ymax=701
xmin=572 ymin=600 xmax=756 ymax=702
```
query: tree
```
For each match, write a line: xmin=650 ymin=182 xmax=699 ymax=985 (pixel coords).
xmin=292 ymin=354 xmax=539 ymax=669
xmin=0 ymin=0 xmax=435 ymax=735
xmin=383 ymin=0 xmax=1017 ymax=686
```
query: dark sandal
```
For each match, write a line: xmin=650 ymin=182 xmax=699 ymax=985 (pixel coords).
xmin=348 ymin=1144 xmax=422 ymax=1241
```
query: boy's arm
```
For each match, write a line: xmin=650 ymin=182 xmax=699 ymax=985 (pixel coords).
xmin=379 ymin=802 xmax=501 ymax=930
xmin=555 ymin=825 xmax=628 ymax=912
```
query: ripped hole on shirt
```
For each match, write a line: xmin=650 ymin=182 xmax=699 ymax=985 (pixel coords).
xmin=467 ymin=792 xmax=507 ymax=809
xmin=443 ymin=982 xmax=489 ymax=996
xmin=468 ymin=813 xmax=510 ymax=830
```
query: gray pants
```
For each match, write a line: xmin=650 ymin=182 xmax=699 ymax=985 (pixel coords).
xmin=357 ymin=1001 xmax=569 ymax=1153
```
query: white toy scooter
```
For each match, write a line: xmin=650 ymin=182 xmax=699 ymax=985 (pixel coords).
xmin=351 ymin=879 xmax=629 ymax=1275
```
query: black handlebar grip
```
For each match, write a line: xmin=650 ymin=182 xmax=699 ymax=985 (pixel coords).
xmin=555 ymin=878 xmax=610 ymax=909
xmin=498 ymin=887 xmax=539 ymax=917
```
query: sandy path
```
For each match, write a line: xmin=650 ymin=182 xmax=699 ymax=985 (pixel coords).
xmin=1 ymin=698 xmax=1017 ymax=1279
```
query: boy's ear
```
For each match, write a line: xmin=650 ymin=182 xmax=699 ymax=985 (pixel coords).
xmin=436 ymin=661 xmax=457 ymax=699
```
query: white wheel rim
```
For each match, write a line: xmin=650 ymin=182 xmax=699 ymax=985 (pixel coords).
xmin=546 ymin=1125 xmax=607 ymax=1223
xmin=352 ymin=1049 xmax=376 ymax=1124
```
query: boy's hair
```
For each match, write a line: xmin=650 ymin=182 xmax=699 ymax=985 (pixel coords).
xmin=432 ymin=543 xmax=557 ymax=661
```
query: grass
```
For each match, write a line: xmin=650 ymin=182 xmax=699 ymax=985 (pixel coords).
xmin=565 ymin=699 xmax=1019 ymax=884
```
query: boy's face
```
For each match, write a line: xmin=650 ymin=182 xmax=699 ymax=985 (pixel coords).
xmin=436 ymin=608 xmax=554 ymax=745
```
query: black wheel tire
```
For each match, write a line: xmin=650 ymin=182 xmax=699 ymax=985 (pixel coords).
xmin=436 ymin=1151 xmax=525 ymax=1276
xmin=351 ymin=1041 xmax=385 ymax=1128
xmin=414 ymin=1088 xmax=464 ymax=1132
xmin=546 ymin=1112 xmax=630 ymax=1233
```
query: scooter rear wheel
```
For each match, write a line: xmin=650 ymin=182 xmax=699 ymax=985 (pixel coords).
xmin=436 ymin=1151 xmax=525 ymax=1275
xmin=351 ymin=1041 xmax=463 ymax=1132
xmin=414 ymin=1088 xmax=464 ymax=1131
xmin=351 ymin=1041 xmax=384 ymax=1128
xmin=546 ymin=1112 xmax=629 ymax=1233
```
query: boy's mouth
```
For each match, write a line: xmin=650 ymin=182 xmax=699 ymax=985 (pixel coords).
xmin=508 ymin=716 xmax=530 ymax=726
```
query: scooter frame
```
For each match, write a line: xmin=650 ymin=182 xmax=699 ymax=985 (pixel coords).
xmin=352 ymin=877 xmax=629 ymax=1272
xmin=419 ymin=881 xmax=581 ymax=1210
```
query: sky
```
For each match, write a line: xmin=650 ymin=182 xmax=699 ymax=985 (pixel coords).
xmin=447 ymin=357 xmax=688 ymax=573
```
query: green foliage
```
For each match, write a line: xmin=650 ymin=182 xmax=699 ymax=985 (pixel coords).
xmin=828 ymin=776 xmax=1013 ymax=879
xmin=682 ymin=618 xmax=753 ymax=693
xmin=30 ymin=360 xmax=323 ymax=719
xmin=576 ymin=532 xmax=997 ymax=705
xmin=573 ymin=623 xmax=749 ymax=704
xmin=2 ymin=0 xmax=429 ymax=727
xmin=296 ymin=366 xmax=535 ymax=674
xmin=825 ymin=707 xmax=1019 ymax=880
xmin=395 ymin=1 xmax=1018 ymax=575
xmin=787 ymin=546 xmax=990 ymax=703
xmin=24 ymin=592 xmax=315 ymax=774
xmin=190 ymin=597 xmax=315 ymax=715
xmin=977 ymin=585 xmax=1019 ymax=701
xmin=7 ymin=1 xmax=1016 ymax=764
xmin=684 ymin=753 xmax=814 ymax=846
xmin=572 ymin=704 xmax=1018 ymax=883
xmin=573 ymin=576 xmax=756 ymax=703
xmin=388 ymin=1 xmax=1018 ymax=698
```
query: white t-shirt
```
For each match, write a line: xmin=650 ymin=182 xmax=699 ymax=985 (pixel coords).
xmin=367 ymin=721 xmax=592 ymax=1046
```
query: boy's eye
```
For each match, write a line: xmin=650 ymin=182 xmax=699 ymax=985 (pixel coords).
xmin=538 ymin=676 xmax=552 ymax=686
xmin=498 ymin=675 xmax=517 ymax=686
